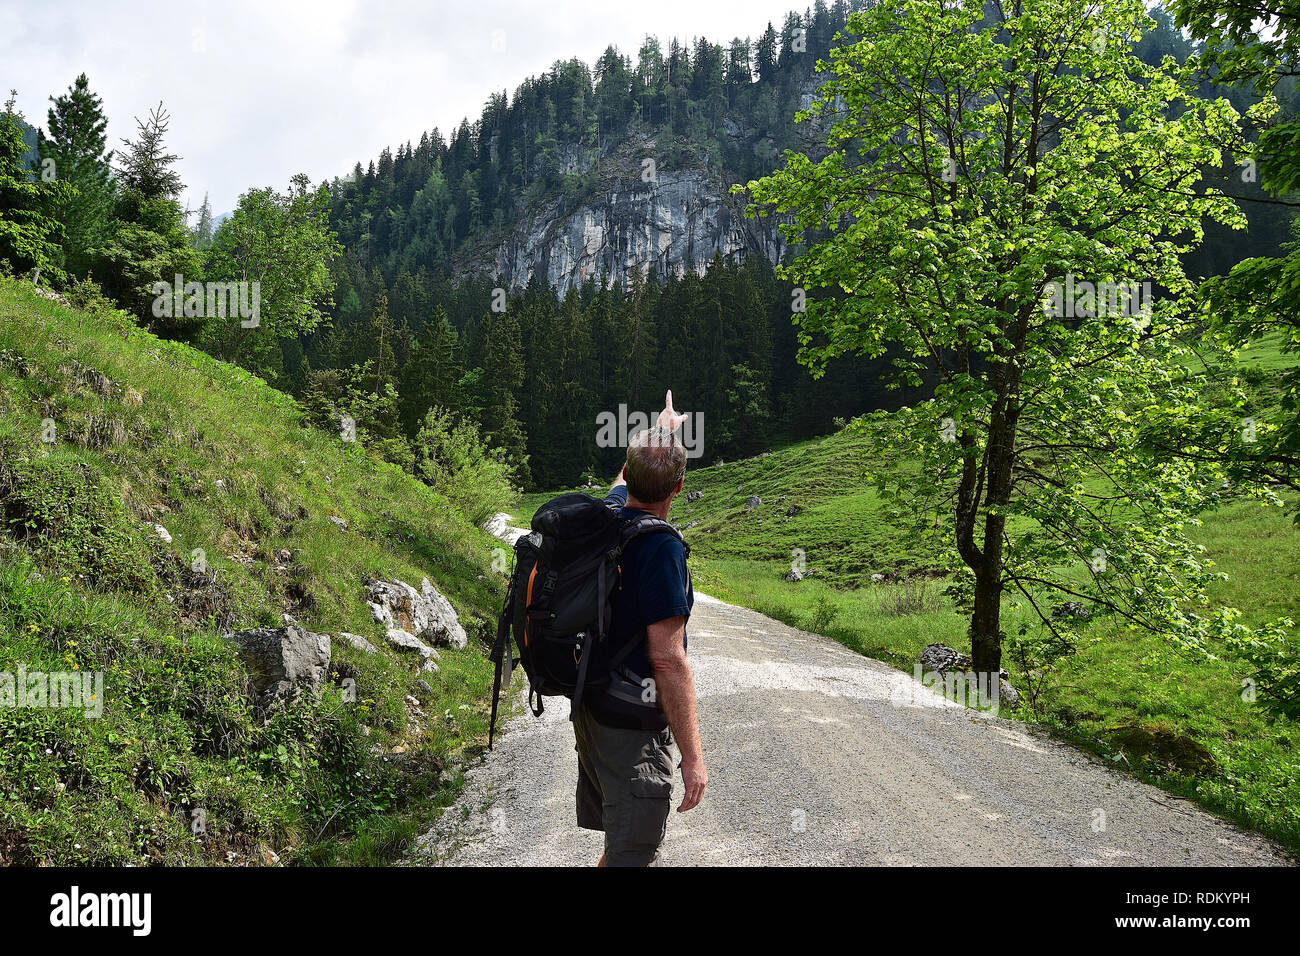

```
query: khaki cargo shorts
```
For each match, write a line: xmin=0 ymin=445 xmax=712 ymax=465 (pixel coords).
xmin=573 ymin=702 xmax=676 ymax=867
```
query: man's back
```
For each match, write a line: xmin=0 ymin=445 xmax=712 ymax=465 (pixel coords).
xmin=592 ymin=485 xmax=693 ymax=729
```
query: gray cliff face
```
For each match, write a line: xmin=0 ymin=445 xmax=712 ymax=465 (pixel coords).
xmin=459 ymin=166 xmax=786 ymax=292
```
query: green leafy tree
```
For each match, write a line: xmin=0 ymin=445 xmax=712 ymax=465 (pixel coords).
xmin=304 ymin=359 xmax=410 ymax=469
xmin=201 ymin=173 xmax=341 ymax=377
xmin=0 ymin=91 xmax=71 ymax=282
xmin=743 ymin=0 xmax=1249 ymax=674
xmin=413 ymin=406 xmax=516 ymax=524
xmin=1171 ymin=0 xmax=1300 ymax=503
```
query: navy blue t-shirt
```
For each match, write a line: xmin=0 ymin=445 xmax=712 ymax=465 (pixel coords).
xmin=594 ymin=485 xmax=692 ymax=722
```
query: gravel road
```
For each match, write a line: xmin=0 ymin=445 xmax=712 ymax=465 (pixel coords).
xmin=411 ymin=520 xmax=1289 ymax=867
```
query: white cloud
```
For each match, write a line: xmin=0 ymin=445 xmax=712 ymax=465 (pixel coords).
xmin=3 ymin=0 xmax=801 ymax=216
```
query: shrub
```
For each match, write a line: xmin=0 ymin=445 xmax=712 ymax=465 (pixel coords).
xmin=63 ymin=276 xmax=116 ymax=316
xmin=1224 ymin=617 xmax=1300 ymax=718
xmin=0 ymin=449 xmax=154 ymax=593
xmin=807 ymin=595 xmax=837 ymax=633
xmin=880 ymin=575 xmax=945 ymax=617
xmin=413 ymin=406 xmax=515 ymax=525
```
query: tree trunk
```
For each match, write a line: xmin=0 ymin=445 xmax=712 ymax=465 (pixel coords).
xmin=970 ymin=563 xmax=1003 ymax=675
xmin=969 ymin=360 xmax=1016 ymax=676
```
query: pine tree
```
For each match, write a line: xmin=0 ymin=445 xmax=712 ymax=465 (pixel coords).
xmin=400 ymin=305 xmax=462 ymax=435
xmin=37 ymin=74 xmax=115 ymax=278
xmin=756 ymin=24 xmax=779 ymax=82
xmin=191 ymin=192 xmax=214 ymax=250
xmin=115 ymin=103 xmax=182 ymax=201
xmin=478 ymin=307 xmax=531 ymax=486
xmin=95 ymin=102 xmax=199 ymax=334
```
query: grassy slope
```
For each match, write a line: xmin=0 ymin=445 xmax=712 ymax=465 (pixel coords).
xmin=514 ymin=342 xmax=1300 ymax=854
xmin=0 ymin=278 xmax=508 ymax=865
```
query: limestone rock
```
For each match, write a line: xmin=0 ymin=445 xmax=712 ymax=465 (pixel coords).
xmin=338 ymin=632 xmax=379 ymax=655
xmin=226 ymin=625 xmax=331 ymax=709
xmin=420 ymin=578 xmax=468 ymax=650
xmin=385 ymin=627 xmax=440 ymax=665
xmin=459 ymin=162 xmax=787 ymax=293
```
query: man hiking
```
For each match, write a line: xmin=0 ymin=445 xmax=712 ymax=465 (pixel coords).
xmin=574 ymin=392 xmax=707 ymax=866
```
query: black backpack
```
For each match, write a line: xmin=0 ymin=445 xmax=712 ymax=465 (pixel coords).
xmin=487 ymin=492 xmax=687 ymax=749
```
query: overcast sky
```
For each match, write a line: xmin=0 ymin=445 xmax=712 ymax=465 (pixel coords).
xmin=3 ymin=0 xmax=802 ymax=216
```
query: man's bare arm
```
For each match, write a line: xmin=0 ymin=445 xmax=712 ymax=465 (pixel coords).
xmin=647 ymin=616 xmax=707 ymax=812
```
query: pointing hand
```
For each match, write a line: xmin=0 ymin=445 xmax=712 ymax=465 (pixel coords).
xmin=657 ymin=389 xmax=688 ymax=432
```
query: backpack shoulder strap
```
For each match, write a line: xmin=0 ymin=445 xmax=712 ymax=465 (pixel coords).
xmin=616 ymin=514 xmax=689 ymax=558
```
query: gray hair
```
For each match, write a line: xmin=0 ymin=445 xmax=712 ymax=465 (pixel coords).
xmin=625 ymin=426 xmax=687 ymax=503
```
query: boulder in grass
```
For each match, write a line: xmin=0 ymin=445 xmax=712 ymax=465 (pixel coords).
xmin=998 ymin=679 xmax=1021 ymax=711
xmin=918 ymin=643 xmax=970 ymax=675
xmin=918 ymin=642 xmax=1012 ymax=684
xmin=367 ymin=579 xmax=421 ymax=633
xmin=385 ymin=628 xmax=441 ymax=673
xmin=365 ymin=577 xmax=467 ymax=650
xmin=226 ymin=625 xmax=331 ymax=709
xmin=744 ymin=496 xmax=762 ymax=510
xmin=420 ymin=578 xmax=468 ymax=650
xmin=338 ymin=632 xmax=378 ymax=655
xmin=1051 ymin=601 xmax=1090 ymax=620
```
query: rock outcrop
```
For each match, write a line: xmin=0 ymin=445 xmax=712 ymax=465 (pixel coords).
xmin=456 ymin=137 xmax=786 ymax=293
xmin=366 ymin=577 xmax=468 ymax=650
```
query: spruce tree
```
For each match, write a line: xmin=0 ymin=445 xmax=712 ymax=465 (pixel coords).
xmin=191 ymin=192 xmax=214 ymax=250
xmin=38 ymin=74 xmax=115 ymax=278
xmin=95 ymin=102 xmax=199 ymax=335
xmin=478 ymin=307 xmax=531 ymax=486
